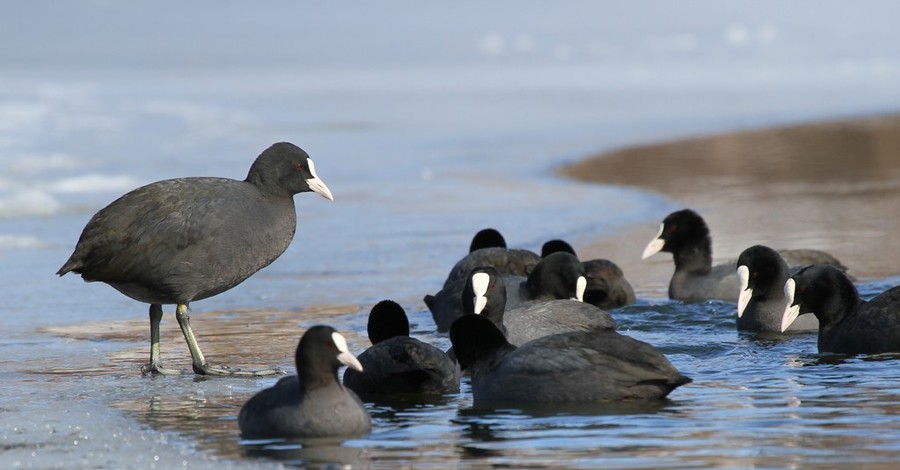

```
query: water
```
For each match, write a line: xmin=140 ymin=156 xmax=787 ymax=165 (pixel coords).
xmin=3 ymin=1 xmax=900 ymax=468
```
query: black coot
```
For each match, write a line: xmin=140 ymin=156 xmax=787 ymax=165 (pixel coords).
xmin=782 ymin=264 xmax=900 ymax=354
xmin=343 ymin=300 xmax=460 ymax=395
xmin=238 ymin=325 xmax=371 ymax=438
xmin=449 ymin=315 xmax=691 ymax=404
xmin=57 ymin=142 xmax=333 ymax=375
xmin=462 ymin=266 xmax=615 ymax=346
xmin=642 ymin=209 xmax=847 ymax=302
xmin=427 ymin=251 xmax=585 ymax=331
xmin=469 ymin=228 xmax=507 ymax=252
xmin=541 ymin=239 xmax=635 ymax=309
xmin=736 ymin=245 xmax=818 ymax=332
xmin=448 ymin=228 xmax=542 ymax=288
xmin=516 ymin=252 xmax=587 ymax=305
xmin=540 ymin=239 xmax=577 ymax=257
xmin=582 ymin=259 xmax=636 ymax=309
xmin=425 ymin=229 xmax=541 ymax=331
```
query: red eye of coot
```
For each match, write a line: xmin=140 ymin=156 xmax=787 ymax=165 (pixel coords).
xmin=294 ymin=162 xmax=304 ymax=171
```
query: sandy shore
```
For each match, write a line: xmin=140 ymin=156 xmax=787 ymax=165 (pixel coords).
xmin=560 ymin=113 xmax=900 ymax=298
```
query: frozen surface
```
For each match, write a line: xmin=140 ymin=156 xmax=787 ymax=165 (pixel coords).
xmin=3 ymin=1 xmax=900 ymax=468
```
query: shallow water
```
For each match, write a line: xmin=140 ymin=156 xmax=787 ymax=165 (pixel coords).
xmin=10 ymin=281 xmax=900 ymax=469
xmin=4 ymin=2 xmax=900 ymax=468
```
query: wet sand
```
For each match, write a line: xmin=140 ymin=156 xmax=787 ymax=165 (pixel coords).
xmin=561 ymin=113 xmax=900 ymax=298
xmin=35 ymin=304 xmax=366 ymax=376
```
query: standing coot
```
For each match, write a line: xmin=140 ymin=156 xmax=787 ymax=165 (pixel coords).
xmin=57 ymin=142 xmax=333 ymax=376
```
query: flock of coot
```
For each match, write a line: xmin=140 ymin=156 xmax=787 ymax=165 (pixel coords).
xmin=57 ymin=143 xmax=900 ymax=439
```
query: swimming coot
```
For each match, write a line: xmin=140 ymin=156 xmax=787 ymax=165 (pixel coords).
xmin=426 ymin=251 xmax=585 ymax=331
xmin=449 ymin=314 xmax=691 ymax=404
xmin=238 ymin=325 xmax=371 ymax=438
xmin=343 ymin=300 xmax=460 ymax=395
xmin=462 ymin=266 xmax=615 ymax=346
xmin=582 ymin=258 xmax=636 ymax=310
xmin=442 ymin=228 xmax=541 ymax=289
xmin=642 ymin=209 xmax=847 ymax=302
xmin=540 ymin=239 xmax=635 ymax=309
xmin=469 ymin=228 xmax=508 ymax=252
xmin=736 ymin=245 xmax=819 ymax=332
xmin=518 ymin=251 xmax=587 ymax=305
xmin=781 ymin=264 xmax=900 ymax=354
xmin=540 ymin=239 xmax=577 ymax=258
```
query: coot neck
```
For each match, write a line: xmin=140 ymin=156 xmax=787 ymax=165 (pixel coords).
xmin=480 ymin=292 xmax=508 ymax=333
xmin=672 ymin=242 xmax=713 ymax=275
xmin=757 ymin=260 xmax=790 ymax=295
xmin=245 ymin=170 xmax=297 ymax=199
xmin=471 ymin=343 xmax=516 ymax=375
xmin=297 ymin=359 xmax=339 ymax=393
xmin=814 ymin=277 xmax=862 ymax=331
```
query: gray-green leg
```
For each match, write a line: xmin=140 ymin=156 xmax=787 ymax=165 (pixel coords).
xmin=174 ymin=303 xmax=282 ymax=377
xmin=141 ymin=304 xmax=182 ymax=375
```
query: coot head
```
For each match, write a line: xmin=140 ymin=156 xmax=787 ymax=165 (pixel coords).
xmin=366 ymin=300 xmax=410 ymax=345
xmin=469 ymin=228 xmax=507 ymax=252
xmin=247 ymin=142 xmax=334 ymax=200
xmin=449 ymin=314 xmax=513 ymax=371
xmin=642 ymin=209 xmax=709 ymax=259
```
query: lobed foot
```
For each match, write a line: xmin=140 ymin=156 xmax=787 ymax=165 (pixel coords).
xmin=193 ymin=362 xmax=285 ymax=377
xmin=141 ymin=362 xmax=185 ymax=376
